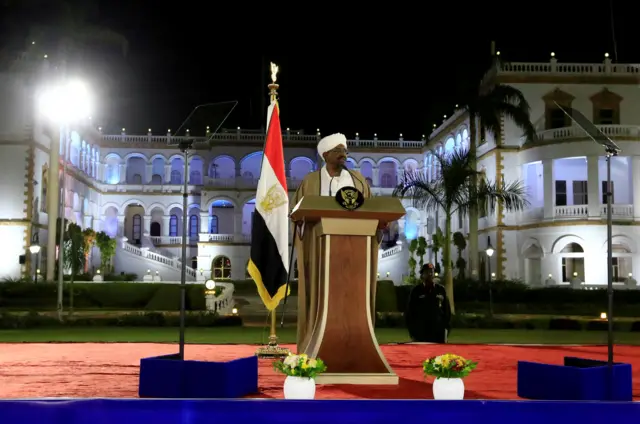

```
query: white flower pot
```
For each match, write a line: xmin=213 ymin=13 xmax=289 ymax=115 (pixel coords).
xmin=432 ymin=377 xmax=465 ymax=400
xmin=283 ymin=376 xmax=316 ymax=400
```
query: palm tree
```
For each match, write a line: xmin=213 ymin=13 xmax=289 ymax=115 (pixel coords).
xmin=393 ymin=147 xmax=529 ymax=313
xmin=464 ymin=62 xmax=537 ymax=280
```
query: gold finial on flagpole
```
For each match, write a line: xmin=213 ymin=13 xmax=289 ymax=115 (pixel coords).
xmin=268 ymin=62 xmax=279 ymax=103
xmin=256 ymin=60 xmax=290 ymax=359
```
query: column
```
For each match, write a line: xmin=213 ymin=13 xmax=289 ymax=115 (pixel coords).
xmin=164 ymin=164 xmax=171 ymax=183
xmin=372 ymin=166 xmax=379 ymax=187
xmin=143 ymin=215 xmax=151 ymax=236
xmin=200 ymin=211 xmax=209 ymax=235
xmin=162 ymin=215 xmax=171 ymax=236
xmin=235 ymin=164 xmax=242 ymax=177
xmin=119 ymin=163 xmax=126 ymax=183
xmin=83 ymin=215 xmax=92 ymax=229
xmin=285 ymin=160 xmax=291 ymax=178
xmin=117 ymin=215 xmax=125 ymax=237
xmin=587 ymin=156 xmax=600 ymax=218
xmin=632 ymin=156 xmax=640 ymax=219
xmin=145 ymin=163 xmax=153 ymax=184
xmin=542 ymin=159 xmax=555 ymax=219
xmin=94 ymin=216 xmax=104 ymax=232
xmin=233 ymin=212 xmax=243 ymax=239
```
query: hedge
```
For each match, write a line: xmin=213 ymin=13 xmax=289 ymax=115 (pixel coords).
xmin=2 ymin=278 xmax=640 ymax=317
xmin=375 ymin=312 xmax=640 ymax=332
xmin=0 ymin=311 xmax=242 ymax=329
xmin=0 ymin=282 xmax=208 ymax=311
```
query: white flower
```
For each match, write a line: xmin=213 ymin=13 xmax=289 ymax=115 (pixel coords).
xmin=434 ymin=356 xmax=443 ymax=365
xmin=283 ymin=355 xmax=298 ymax=368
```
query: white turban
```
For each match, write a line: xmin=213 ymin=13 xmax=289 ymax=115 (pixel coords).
xmin=317 ymin=133 xmax=347 ymax=159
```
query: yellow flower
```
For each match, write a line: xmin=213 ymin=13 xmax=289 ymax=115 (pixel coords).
xmin=308 ymin=359 xmax=317 ymax=368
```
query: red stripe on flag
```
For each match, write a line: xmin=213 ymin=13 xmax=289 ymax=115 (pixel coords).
xmin=264 ymin=104 xmax=287 ymax=191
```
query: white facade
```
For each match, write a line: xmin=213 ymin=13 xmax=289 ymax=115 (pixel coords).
xmin=428 ymin=55 xmax=640 ymax=288
xmin=2 ymin=56 xmax=639 ymax=288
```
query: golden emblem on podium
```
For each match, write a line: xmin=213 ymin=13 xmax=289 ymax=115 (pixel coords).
xmin=259 ymin=184 xmax=287 ymax=216
xmin=335 ymin=186 xmax=364 ymax=211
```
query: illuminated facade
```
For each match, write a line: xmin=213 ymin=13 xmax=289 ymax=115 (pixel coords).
xmin=2 ymin=55 xmax=639 ymax=288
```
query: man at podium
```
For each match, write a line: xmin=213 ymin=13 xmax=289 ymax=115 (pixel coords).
xmin=291 ymin=133 xmax=383 ymax=353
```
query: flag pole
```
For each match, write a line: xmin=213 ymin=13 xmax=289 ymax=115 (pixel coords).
xmin=255 ymin=63 xmax=290 ymax=359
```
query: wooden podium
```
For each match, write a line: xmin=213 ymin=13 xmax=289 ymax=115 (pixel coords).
xmin=290 ymin=195 xmax=406 ymax=385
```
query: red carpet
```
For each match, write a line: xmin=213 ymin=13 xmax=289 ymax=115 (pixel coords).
xmin=0 ymin=343 xmax=637 ymax=400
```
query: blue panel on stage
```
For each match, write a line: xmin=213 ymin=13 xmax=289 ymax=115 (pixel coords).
xmin=138 ymin=353 xmax=258 ymax=398
xmin=0 ymin=398 xmax=639 ymax=424
xmin=517 ymin=356 xmax=633 ymax=401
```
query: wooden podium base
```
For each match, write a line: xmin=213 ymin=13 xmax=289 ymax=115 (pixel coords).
xmin=302 ymin=218 xmax=398 ymax=385
xmin=316 ymin=373 xmax=399 ymax=385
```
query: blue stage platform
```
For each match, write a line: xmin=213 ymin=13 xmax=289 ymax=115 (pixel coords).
xmin=0 ymin=398 xmax=637 ymax=424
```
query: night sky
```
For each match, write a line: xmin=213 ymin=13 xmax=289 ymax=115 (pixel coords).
xmin=3 ymin=1 xmax=635 ymax=140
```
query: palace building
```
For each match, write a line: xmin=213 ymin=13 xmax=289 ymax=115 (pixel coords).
xmin=1 ymin=55 xmax=639 ymax=288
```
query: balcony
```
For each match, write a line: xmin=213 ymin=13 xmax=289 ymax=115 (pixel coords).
xmin=203 ymin=177 xmax=302 ymax=190
xmin=536 ymin=125 xmax=640 ymax=143
xmin=554 ymin=204 xmax=633 ymax=220
xmin=519 ymin=204 xmax=634 ymax=224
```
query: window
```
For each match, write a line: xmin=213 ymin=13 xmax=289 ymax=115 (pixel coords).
xmin=132 ymin=214 xmax=142 ymax=243
xmin=572 ymin=180 xmax=588 ymax=205
xmin=169 ymin=215 xmax=178 ymax=236
xmin=380 ymin=173 xmax=394 ymax=188
xmin=212 ymin=256 xmax=232 ymax=280
xmin=189 ymin=215 xmax=199 ymax=238
xmin=598 ymin=109 xmax=614 ymax=125
xmin=210 ymin=215 xmax=218 ymax=233
xmin=243 ymin=171 xmax=253 ymax=179
xmin=170 ymin=170 xmax=181 ymax=184
xmin=150 ymin=174 xmax=163 ymax=184
xmin=549 ymin=109 xmax=566 ymax=129
xmin=601 ymin=181 xmax=615 ymax=204
xmin=150 ymin=222 xmax=161 ymax=237
xmin=555 ymin=180 xmax=567 ymax=206
xmin=131 ymin=174 xmax=142 ymax=184
xmin=190 ymin=171 xmax=202 ymax=185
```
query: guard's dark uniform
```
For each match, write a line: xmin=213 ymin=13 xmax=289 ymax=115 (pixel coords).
xmin=405 ymin=282 xmax=452 ymax=343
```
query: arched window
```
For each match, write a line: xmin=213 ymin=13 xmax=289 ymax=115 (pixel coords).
xmin=170 ymin=170 xmax=181 ymax=184
xmin=132 ymin=214 xmax=142 ymax=243
xmin=189 ymin=215 xmax=199 ymax=238
xmin=242 ymin=171 xmax=253 ymax=179
xmin=381 ymin=173 xmax=394 ymax=188
xmin=169 ymin=215 xmax=178 ymax=236
xmin=210 ymin=215 xmax=219 ymax=234
xmin=190 ymin=170 xmax=202 ymax=185
xmin=150 ymin=174 xmax=163 ymax=184
xmin=131 ymin=174 xmax=142 ymax=184
xmin=212 ymin=256 xmax=231 ymax=280
xmin=191 ymin=256 xmax=198 ymax=269
xmin=150 ymin=222 xmax=161 ymax=237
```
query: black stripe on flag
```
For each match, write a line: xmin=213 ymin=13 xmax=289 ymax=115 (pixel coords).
xmin=248 ymin=210 xmax=288 ymax=305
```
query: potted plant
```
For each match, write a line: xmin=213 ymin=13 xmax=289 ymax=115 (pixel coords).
xmin=273 ymin=353 xmax=327 ymax=399
xmin=423 ymin=353 xmax=477 ymax=399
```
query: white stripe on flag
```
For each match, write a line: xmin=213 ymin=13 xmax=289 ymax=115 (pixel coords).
xmin=255 ymin=146 xmax=289 ymax=272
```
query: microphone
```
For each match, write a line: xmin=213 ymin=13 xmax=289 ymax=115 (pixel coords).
xmin=345 ymin=165 xmax=365 ymax=194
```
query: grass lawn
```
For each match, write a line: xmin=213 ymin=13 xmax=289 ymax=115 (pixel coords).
xmin=0 ymin=326 xmax=637 ymax=345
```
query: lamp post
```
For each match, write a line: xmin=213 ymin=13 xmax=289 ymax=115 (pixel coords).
xmin=29 ymin=244 xmax=41 ymax=284
xmin=38 ymin=80 xmax=92 ymax=319
xmin=485 ymin=236 xmax=495 ymax=316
